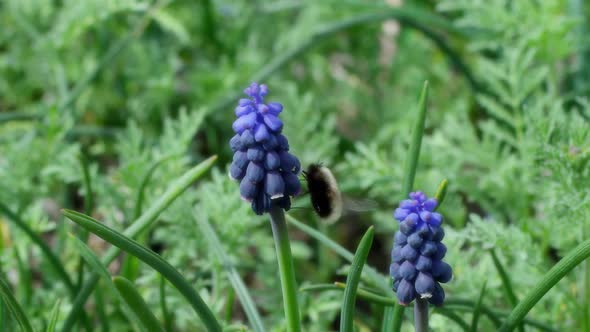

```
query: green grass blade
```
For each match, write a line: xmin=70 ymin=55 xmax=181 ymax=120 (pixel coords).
xmin=499 ymin=238 xmax=590 ymax=332
xmin=490 ymin=250 xmax=524 ymax=332
xmin=400 ymin=80 xmax=429 ymax=197
xmin=113 ymin=277 xmax=165 ymax=332
xmin=434 ymin=179 xmax=449 ymax=207
xmin=160 ymin=276 xmax=173 ymax=332
xmin=196 ymin=215 xmax=265 ymax=332
xmin=61 ymin=155 xmax=217 ymax=332
xmin=46 ymin=299 xmax=62 ymax=332
xmin=433 ymin=307 xmax=469 ymax=331
xmin=0 ymin=277 xmax=33 ymax=332
xmin=0 ymin=202 xmax=75 ymax=293
xmin=389 ymin=81 xmax=430 ymax=332
xmin=340 ymin=226 xmax=375 ymax=332
xmin=62 ymin=210 xmax=222 ymax=332
xmin=471 ymin=281 xmax=487 ymax=332
xmin=300 ymin=284 xmax=556 ymax=331
xmin=69 ymin=233 xmax=142 ymax=332
xmin=286 ymin=215 xmax=391 ymax=295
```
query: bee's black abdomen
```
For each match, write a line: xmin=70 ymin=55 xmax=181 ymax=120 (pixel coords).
xmin=304 ymin=163 xmax=341 ymax=221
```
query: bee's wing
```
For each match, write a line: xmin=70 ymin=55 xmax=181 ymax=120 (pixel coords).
xmin=342 ymin=197 xmax=379 ymax=212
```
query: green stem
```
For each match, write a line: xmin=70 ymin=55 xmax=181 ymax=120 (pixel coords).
xmin=499 ymin=237 xmax=590 ymax=332
xmin=269 ymin=206 xmax=301 ymax=332
xmin=414 ymin=298 xmax=429 ymax=332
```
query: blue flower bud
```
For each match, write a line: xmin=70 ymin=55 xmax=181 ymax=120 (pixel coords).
xmin=397 ymin=279 xmax=416 ymax=305
xmin=263 ymin=114 xmax=283 ymax=132
xmin=239 ymin=180 xmax=258 ymax=201
xmin=433 ymin=243 xmax=447 ymax=260
xmin=415 ymin=272 xmax=435 ymax=297
xmin=276 ymin=134 xmax=289 ymax=150
xmin=245 ymin=162 xmax=265 ymax=183
xmin=240 ymin=129 xmax=255 ymax=147
xmin=432 ymin=227 xmax=445 ymax=242
xmin=229 ymin=164 xmax=245 ymax=181
xmin=279 ymin=151 xmax=300 ymax=174
xmin=401 ymin=244 xmax=418 ymax=261
xmin=415 ymin=255 xmax=432 ymax=272
xmin=399 ymin=261 xmax=417 ymax=280
xmin=232 ymin=151 xmax=249 ymax=170
xmin=391 ymin=245 xmax=403 ymax=263
xmin=432 ymin=261 xmax=452 ymax=283
xmin=230 ymin=83 xmax=301 ymax=215
xmin=420 ymin=241 xmax=437 ymax=257
xmin=264 ymin=171 xmax=285 ymax=199
xmin=389 ymin=262 xmax=400 ymax=280
xmin=247 ymin=147 xmax=266 ymax=162
xmin=262 ymin=133 xmax=279 ymax=151
xmin=232 ymin=112 xmax=257 ymax=133
xmin=428 ymin=283 xmax=445 ymax=306
xmin=254 ymin=123 xmax=270 ymax=142
xmin=264 ymin=151 xmax=281 ymax=170
xmin=283 ymin=172 xmax=301 ymax=196
xmin=407 ymin=233 xmax=423 ymax=248
xmin=394 ymin=231 xmax=407 ymax=246
xmin=230 ymin=134 xmax=243 ymax=152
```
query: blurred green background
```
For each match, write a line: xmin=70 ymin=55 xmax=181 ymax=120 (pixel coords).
xmin=1 ymin=0 xmax=590 ymax=331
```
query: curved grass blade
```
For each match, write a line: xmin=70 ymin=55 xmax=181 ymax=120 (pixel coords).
xmin=340 ymin=227 xmax=374 ymax=332
xmin=490 ymin=249 xmax=524 ymax=332
xmin=123 ymin=154 xmax=178 ymax=282
xmin=471 ymin=281 xmax=487 ymax=332
xmin=499 ymin=237 xmax=590 ymax=332
xmin=0 ymin=202 xmax=75 ymax=293
xmin=433 ymin=307 xmax=469 ymax=331
xmin=160 ymin=276 xmax=173 ymax=332
xmin=46 ymin=299 xmax=62 ymax=332
xmin=113 ymin=277 xmax=165 ymax=332
xmin=286 ymin=215 xmax=391 ymax=295
xmin=196 ymin=215 xmax=265 ymax=332
xmin=0 ymin=277 xmax=33 ymax=332
xmin=63 ymin=210 xmax=222 ymax=332
xmin=69 ymin=233 xmax=142 ymax=332
xmin=61 ymin=155 xmax=217 ymax=332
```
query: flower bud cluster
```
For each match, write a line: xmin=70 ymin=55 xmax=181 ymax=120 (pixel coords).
xmin=229 ymin=83 xmax=301 ymax=215
xmin=390 ymin=192 xmax=452 ymax=305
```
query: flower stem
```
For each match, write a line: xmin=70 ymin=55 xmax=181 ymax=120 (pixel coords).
xmin=414 ymin=298 xmax=429 ymax=332
xmin=269 ymin=206 xmax=301 ymax=332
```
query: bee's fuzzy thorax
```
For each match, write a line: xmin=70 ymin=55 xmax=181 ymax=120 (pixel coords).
xmin=304 ymin=163 xmax=342 ymax=223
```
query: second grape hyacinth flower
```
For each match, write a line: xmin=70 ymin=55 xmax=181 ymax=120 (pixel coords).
xmin=390 ymin=191 xmax=452 ymax=305
xmin=229 ymin=83 xmax=302 ymax=215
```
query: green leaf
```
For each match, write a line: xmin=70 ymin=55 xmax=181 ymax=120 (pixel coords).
xmin=61 ymin=155 xmax=217 ymax=332
xmin=434 ymin=179 xmax=449 ymax=208
xmin=196 ymin=215 xmax=266 ymax=332
xmin=46 ymin=299 xmax=62 ymax=332
xmin=113 ymin=277 xmax=165 ymax=332
xmin=499 ymin=238 xmax=590 ymax=332
xmin=471 ymin=281 xmax=487 ymax=332
xmin=390 ymin=80 xmax=430 ymax=332
xmin=490 ymin=249 xmax=524 ymax=332
xmin=62 ymin=209 xmax=222 ymax=332
xmin=340 ymin=226 xmax=375 ymax=332
xmin=0 ymin=277 xmax=33 ymax=332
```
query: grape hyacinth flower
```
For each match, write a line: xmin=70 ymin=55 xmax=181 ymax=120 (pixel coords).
xmin=390 ymin=191 xmax=452 ymax=306
xmin=229 ymin=82 xmax=302 ymax=215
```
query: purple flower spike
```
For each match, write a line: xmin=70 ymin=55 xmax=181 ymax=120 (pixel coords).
xmin=390 ymin=191 xmax=452 ymax=305
xmin=229 ymin=83 xmax=301 ymax=215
